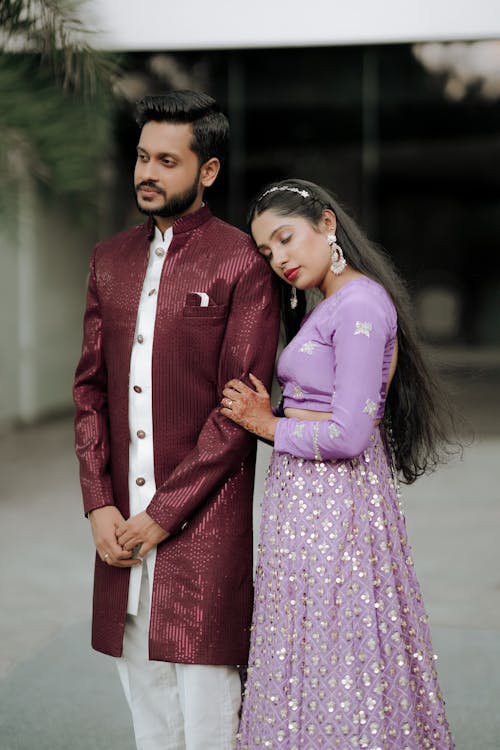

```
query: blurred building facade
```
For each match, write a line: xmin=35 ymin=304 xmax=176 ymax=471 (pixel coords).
xmin=0 ymin=168 xmax=95 ymax=428
xmin=1 ymin=0 xmax=499 ymax=429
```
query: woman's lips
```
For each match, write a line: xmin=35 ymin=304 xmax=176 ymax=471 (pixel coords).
xmin=284 ymin=267 xmax=300 ymax=281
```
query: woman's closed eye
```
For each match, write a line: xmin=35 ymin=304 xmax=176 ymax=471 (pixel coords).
xmin=258 ymin=247 xmax=273 ymax=262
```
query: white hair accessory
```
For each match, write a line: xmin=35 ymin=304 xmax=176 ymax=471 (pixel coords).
xmin=259 ymin=185 xmax=310 ymax=200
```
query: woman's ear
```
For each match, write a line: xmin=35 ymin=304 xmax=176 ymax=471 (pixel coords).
xmin=321 ymin=208 xmax=337 ymax=234
xmin=199 ymin=158 xmax=220 ymax=188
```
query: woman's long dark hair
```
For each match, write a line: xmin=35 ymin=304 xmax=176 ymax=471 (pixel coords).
xmin=248 ymin=179 xmax=463 ymax=484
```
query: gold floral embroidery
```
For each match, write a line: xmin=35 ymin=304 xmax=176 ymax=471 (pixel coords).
xmin=312 ymin=422 xmax=323 ymax=461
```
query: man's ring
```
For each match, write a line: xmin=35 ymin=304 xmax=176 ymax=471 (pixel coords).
xmin=227 ymin=398 xmax=233 ymax=408
xmin=103 ymin=553 xmax=110 ymax=561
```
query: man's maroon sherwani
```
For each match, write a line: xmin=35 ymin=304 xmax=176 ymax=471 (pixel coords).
xmin=73 ymin=206 xmax=280 ymax=664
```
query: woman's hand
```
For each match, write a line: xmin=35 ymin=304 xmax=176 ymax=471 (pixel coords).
xmin=221 ymin=373 xmax=279 ymax=442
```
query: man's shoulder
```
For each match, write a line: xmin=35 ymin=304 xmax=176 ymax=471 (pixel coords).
xmin=94 ymin=222 xmax=149 ymax=255
xmin=205 ymin=215 xmax=254 ymax=250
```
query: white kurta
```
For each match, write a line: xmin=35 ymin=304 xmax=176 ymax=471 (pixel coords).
xmin=127 ymin=225 xmax=173 ymax=615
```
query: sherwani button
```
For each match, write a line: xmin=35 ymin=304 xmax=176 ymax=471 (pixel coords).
xmin=155 ymin=248 xmax=165 ymax=257
xmin=133 ymin=385 xmax=142 ymax=393
xmin=137 ymin=334 xmax=144 ymax=343
xmin=148 ymin=288 xmax=157 ymax=296
xmin=137 ymin=430 xmax=146 ymax=439
xmin=136 ymin=477 xmax=146 ymax=486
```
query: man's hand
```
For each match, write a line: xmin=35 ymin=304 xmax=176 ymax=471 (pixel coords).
xmin=220 ymin=373 xmax=279 ymax=442
xmin=89 ymin=506 xmax=142 ymax=568
xmin=116 ymin=512 xmax=170 ymax=560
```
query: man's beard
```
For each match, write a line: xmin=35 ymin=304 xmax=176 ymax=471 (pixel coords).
xmin=135 ymin=173 xmax=200 ymax=219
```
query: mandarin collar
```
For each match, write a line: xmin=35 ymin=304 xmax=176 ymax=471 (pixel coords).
xmin=146 ymin=204 xmax=212 ymax=240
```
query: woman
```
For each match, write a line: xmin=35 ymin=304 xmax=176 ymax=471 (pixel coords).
xmin=220 ymin=179 xmax=459 ymax=750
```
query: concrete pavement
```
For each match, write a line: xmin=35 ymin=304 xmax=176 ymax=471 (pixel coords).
xmin=0 ymin=371 xmax=499 ymax=749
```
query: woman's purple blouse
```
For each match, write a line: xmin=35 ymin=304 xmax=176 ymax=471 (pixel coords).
xmin=274 ymin=277 xmax=398 ymax=460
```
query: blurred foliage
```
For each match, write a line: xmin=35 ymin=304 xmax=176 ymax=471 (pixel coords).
xmin=0 ymin=0 xmax=122 ymax=212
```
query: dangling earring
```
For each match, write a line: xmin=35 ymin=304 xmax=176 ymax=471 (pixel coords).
xmin=327 ymin=233 xmax=347 ymax=275
xmin=290 ymin=286 xmax=298 ymax=309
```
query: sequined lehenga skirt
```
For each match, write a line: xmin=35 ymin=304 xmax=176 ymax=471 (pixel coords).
xmin=237 ymin=428 xmax=454 ymax=750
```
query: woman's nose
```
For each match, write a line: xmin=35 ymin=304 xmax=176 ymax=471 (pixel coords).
xmin=273 ymin=247 xmax=289 ymax=267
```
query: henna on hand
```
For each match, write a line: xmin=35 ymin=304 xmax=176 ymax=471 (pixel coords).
xmin=220 ymin=373 xmax=280 ymax=441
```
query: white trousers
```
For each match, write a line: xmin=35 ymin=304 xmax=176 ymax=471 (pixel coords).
xmin=115 ymin=567 xmax=241 ymax=750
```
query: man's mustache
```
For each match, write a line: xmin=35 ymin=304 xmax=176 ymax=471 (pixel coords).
xmin=135 ymin=181 xmax=166 ymax=196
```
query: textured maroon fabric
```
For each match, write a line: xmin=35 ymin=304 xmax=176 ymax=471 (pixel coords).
xmin=73 ymin=206 xmax=280 ymax=664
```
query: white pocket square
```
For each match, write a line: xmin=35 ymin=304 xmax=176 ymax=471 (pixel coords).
xmin=190 ymin=292 xmax=209 ymax=307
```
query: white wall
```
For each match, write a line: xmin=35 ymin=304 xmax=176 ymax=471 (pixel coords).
xmin=31 ymin=191 xmax=92 ymax=419
xmin=87 ymin=0 xmax=500 ymax=51
xmin=0 ymin=199 xmax=20 ymax=426
xmin=0 ymin=176 xmax=94 ymax=429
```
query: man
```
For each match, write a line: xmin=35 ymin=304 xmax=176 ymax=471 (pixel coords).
xmin=73 ymin=90 xmax=280 ymax=750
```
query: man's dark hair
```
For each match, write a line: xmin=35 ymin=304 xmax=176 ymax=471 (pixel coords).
xmin=135 ymin=90 xmax=229 ymax=165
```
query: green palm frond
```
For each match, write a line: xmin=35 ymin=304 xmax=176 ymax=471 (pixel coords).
xmin=0 ymin=0 xmax=122 ymax=209
xmin=1 ymin=0 xmax=119 ymax=94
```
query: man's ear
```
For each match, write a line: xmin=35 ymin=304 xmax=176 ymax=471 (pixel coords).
xmin=199 ymin=158 xmax=220 ymax=188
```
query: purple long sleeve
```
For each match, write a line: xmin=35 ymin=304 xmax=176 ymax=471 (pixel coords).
xmin=274 ymin=278 xmax=397 ymax=460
